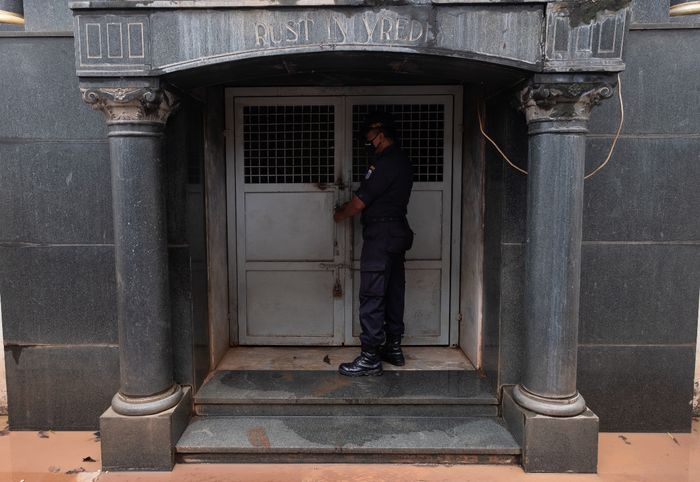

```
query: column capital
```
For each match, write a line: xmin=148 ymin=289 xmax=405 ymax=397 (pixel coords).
xmin=81 ymin=86 xmax=179 ymax=125
xmin=518 ymin=76 xmax=615 ymax=133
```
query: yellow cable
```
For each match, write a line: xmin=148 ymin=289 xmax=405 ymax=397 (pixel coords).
xmin=477 ymin=102 xmax=528 ymax=175
xmin=585 ymin=73 xmax=624 ymax=179
xmin=477 ymin=73 xmax=625 ymax=181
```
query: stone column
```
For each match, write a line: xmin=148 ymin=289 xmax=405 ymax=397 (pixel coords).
xmin=513 ymin=74 xmax=614 ymax=417
xmin=82 ymin=85 xmax=183 ymax=416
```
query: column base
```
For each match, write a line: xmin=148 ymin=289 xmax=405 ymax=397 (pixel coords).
xmin=513 ymin=383 xmax=586 ymax=417
xmin=112 ymin=383 xmax=183 ymax=416
xmin=503 ymin=386 xmax=599 ymax=473
xmin=100 ymin=387 xmax=191 ymax=471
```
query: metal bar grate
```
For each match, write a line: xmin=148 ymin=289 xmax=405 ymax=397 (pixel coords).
xmin=243 ymin=105 xmax=335 ymax=184
xmin=352 ymin=104 xmax=445 ymax=183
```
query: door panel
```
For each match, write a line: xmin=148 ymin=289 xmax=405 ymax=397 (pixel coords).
xmin=230 ymin=91 xmax=456 ymax=346
xmin=346 ymin=97 xmax=454 ymax=345
xmin=244 ymin=191 xmax=336 ymax=261
xmin=234 ymin=97 xmax=346 ymax=345
xmin=246 ymin=270 xmax=336 ymax=337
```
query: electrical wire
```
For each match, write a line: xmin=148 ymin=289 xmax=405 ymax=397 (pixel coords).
xmin=477 ymin=73 xmax=625 ymax=180
xmin=585 ymin=73 xmax=624 ymax=180
xmin=477 ymin=102 xmax=528 ymax=175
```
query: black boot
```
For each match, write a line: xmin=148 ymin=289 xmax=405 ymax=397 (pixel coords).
xmin=379 ymin=335 xmax=405 ymax=366
xmin=338 ymin=349 xmax=383 ymax=377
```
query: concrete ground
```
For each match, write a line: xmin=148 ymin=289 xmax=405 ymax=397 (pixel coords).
xmin=1 ymin=415 xmax=699 ymax=482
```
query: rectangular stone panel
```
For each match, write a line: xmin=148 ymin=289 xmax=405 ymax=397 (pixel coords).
xmin=588 ymin=30 xmax=700 ymax=135
xmin=147 ymin=5 xmax=542 ymax=74
xmin=544 ymin=2 xmax=628 ymax=71
xmin=578 ymin=345 xmax=695 ymax=432
xmin=0 ymin=246 xmax=117 ymax=345
xmin=0 ymin=141 xmax=112 ymax=244
xmin=496 ymin=244 xmax=525 ymax=388
xmin=170 ymin=247 xmax=194 ymax=388
xmin=4 ymin=345 xmax=119 ymax=430
xmin=75 ymin=14 xmax=151 ymax=74
xmin=579 ymin=244 xmax=700 ymax=345
xmin=583 ymin=138 xmax=700 ymax=242
xmin=0 ymin=38 xmax=107 ymax=139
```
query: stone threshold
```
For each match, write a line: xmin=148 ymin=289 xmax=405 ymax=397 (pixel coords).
xmin=176 ymin=415 xmax=521 ymax=464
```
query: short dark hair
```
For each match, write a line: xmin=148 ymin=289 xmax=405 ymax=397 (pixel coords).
xmin=362 ymin=111 xmax=398 ymax=140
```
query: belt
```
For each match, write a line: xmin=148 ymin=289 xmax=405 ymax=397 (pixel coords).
xmin=363 ymin=216 xmax=406 ymax=224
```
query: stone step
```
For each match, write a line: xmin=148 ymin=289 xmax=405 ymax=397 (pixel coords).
xmin=176 ymin=415 xmax=521 ymax=464
xmin=194 ymin=370 xmax=499 ymax=417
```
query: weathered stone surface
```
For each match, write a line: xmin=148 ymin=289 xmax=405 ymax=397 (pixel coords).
xmin=544 ymin=1 xmax=629 ymax=72
xmin=502 ymin=387 xmax=598 ymax=473
xmin=589 ymin=29 xmax=700 ymax=135
xmin=580 ymin=244 xmax=700 ymax=345
xmin=0 ymin=246 xmax=116 ymax=345
xmin=197 ymin=370 xmax=497 ymax=405
xmin=0 ymin=37 xmax=106 ymax=139
xmin=578 ymin=345 xmax=694 ymax=432
xmin=583 ymin=138 xmax=700 ymax=241
xmin=5 ymin=345 xmax=119 ymax=430
xmin=0 ymin=141 xmax=112 ymax=244
xmin=100 ymin=387 xmax=191 ymax=471
xmin=23 ymin=0 xmax=74 ymax=32
xmin=497 ymin=245 xmax=526 ymax=387
xmin=177 ymin=415 xmax=520 ymax=456
xmin=72 ymin=4 xmax=545 ymax=76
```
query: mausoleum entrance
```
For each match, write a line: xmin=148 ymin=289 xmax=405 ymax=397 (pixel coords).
xmin=71 ymin=0 xmax=628 ymax=472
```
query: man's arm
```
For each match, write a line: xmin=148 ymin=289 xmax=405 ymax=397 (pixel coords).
xmin=334 ymin=195 xmax=365 ymax=222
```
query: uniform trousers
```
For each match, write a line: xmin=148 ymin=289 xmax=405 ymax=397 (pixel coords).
xmin=358 ymin=221 xmax=413 ymax=350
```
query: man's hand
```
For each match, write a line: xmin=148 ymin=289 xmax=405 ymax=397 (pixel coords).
xmin=333 ymin=195 xmax=365 ymax=222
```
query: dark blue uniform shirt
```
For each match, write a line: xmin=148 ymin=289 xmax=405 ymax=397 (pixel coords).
xmin=354 ymin=144 xmax=413 ymax=224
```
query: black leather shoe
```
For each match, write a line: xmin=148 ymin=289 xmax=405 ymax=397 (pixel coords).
xmin=338 ymin=350 xmax=383 ymax=377
xmin=379 ymin=335 xmax=405 ymax=366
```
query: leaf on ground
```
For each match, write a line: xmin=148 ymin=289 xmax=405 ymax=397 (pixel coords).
xmin=667 ymin=432 xmax=680 ymax=446
xmin=48 ymin=466 xmax=61 ymax=473
xmin=618 ymin=435 xmax=631 ymax=445
xmin=37 ymin=431 xmax=49 ymax=438
xmin=65 ymin=467 xmax=86 ymax=475
xmin=323 ymin=355 xmax=331 ymax=364
xmin=83 ymin=456 xmax=97 ymax=463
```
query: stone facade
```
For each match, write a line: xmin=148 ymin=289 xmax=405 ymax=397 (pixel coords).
xmin=0 ymin=0 xmax=697 ymax=448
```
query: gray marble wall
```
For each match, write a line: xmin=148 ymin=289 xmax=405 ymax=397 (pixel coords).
xmin=0 ymin=0 xmax=698 ymax=431
xmin=0 ymin=35 xmax=209 ymax=429
xmin=485 ymin=16 xmax=700 ymax=432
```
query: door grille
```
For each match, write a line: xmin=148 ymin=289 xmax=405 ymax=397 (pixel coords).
xmin=352 ymin=104 xmax=445 ymax=183
xmin=243 ymin=105 xmax=335 ymax=184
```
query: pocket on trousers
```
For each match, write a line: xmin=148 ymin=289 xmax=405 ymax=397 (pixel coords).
xmin=388 ymin=225 xmax=414 ymax=253
xmin=360 ymin=260 xmax=386 ymax=297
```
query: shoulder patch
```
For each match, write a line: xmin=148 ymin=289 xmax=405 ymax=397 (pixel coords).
xmin=365 ymin=165 xmax=376 ymax=180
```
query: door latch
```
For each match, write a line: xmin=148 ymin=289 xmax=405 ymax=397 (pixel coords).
xmin=333 ymin=278 xmax=343 ymax=298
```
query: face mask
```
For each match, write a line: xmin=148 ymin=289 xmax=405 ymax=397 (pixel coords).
xmin=364 ymin=133 xmax=380 ymax=156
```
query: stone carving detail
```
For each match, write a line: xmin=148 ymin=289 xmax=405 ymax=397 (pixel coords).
xmin=544 ymin=2 xmax=628 ymax=72
xmin=81 ymin=87 xmax=179 ymax=124
xmin=518 ymin=81 xmax=614 ymax=124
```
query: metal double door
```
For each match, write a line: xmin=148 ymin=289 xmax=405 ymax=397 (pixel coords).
xmin=228 ymin=90 xmax=456 ymax=346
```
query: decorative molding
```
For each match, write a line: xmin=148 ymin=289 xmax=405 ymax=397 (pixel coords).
xmin=81 ymin=87 xmax=179 ymax=124
xmin=76 ymin=14 xmax=150 ymax=73
xmin=544 ymin=2 xmax=629 ymax=72
xmin=518 ymin=80 xmax=614 ymax=125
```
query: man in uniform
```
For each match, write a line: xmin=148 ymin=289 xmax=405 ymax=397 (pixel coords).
xmin=333 ymin=112 xmax=414 ymax=376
